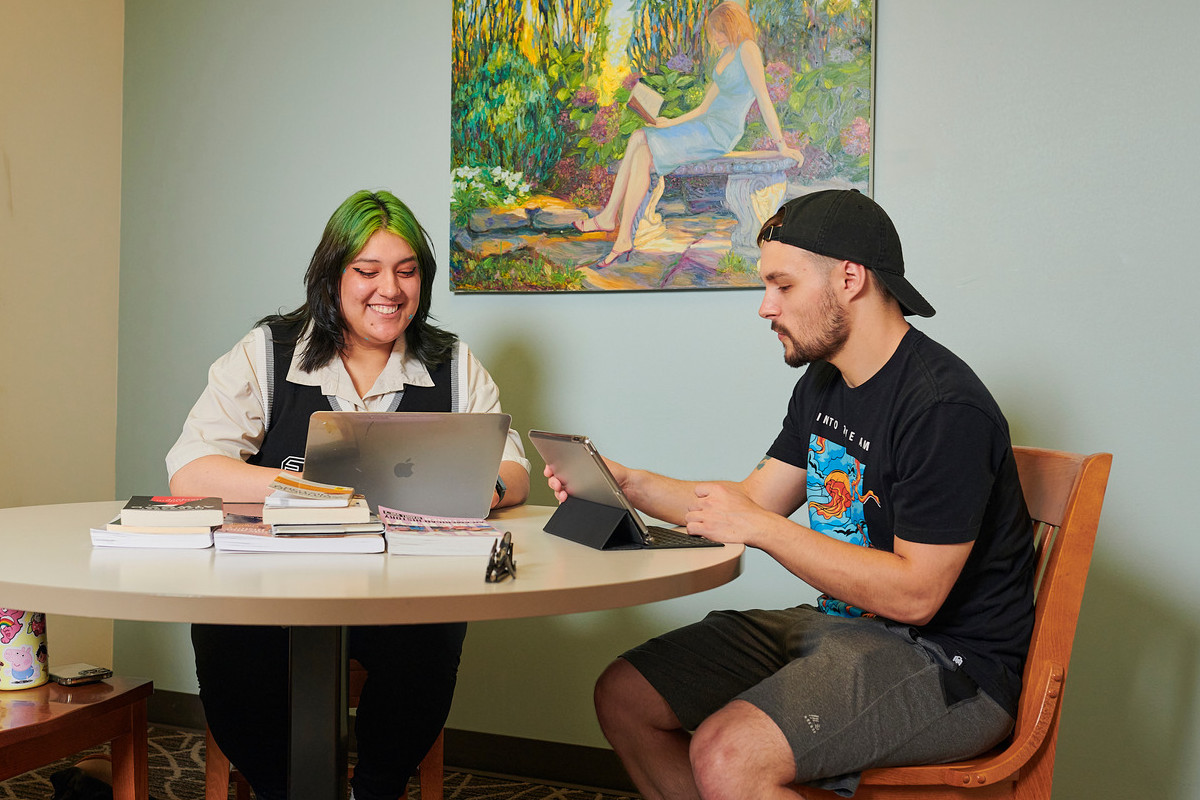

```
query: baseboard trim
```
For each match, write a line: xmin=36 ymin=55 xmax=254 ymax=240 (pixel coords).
xmin=149 ymin=688 xmax=208 ymax=731
xmin=149 ymin=689 xmax=635 ymax=793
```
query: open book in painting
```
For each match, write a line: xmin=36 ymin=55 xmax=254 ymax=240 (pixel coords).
xmin=627 ymin=82 xmax=664 ymax=125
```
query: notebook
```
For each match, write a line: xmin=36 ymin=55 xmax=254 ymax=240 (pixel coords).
xmin=528 ymin=430 xmax=722 ymax=550
xmin=302 ymin=412 xmax=511 ymax=519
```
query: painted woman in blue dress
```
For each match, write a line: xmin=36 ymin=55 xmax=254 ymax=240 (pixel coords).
xmin=573 ymin=1 xmax=804 ymax=267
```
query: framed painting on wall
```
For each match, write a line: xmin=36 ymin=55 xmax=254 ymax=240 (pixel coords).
xmin=450 ymin=0 xmax=875 ymax=292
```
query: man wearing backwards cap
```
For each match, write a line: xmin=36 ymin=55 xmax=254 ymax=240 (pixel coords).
xmin=551 ymin=190 xmax=1035 ymax=797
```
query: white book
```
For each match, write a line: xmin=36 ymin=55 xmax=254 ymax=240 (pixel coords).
xmin=272 ymin=520 xmax=384 ymax=536
xmin=214 ymin=522 xmax=384 ymax=554
xmin=261 ymin=495 xmax=371 ymax=525
xmin=90 ymin=526 xmax=214 ymax=550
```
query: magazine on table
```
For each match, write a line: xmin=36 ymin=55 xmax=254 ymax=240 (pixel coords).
xmin=380 ymin=506 xmax=504 ymax=556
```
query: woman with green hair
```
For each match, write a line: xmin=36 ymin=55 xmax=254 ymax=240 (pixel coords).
xmin=167 ymin=189 xmax=530 ymax=800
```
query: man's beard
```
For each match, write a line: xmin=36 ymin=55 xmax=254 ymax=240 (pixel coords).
xmin=773 ymin=286 xmax=850 ymax=368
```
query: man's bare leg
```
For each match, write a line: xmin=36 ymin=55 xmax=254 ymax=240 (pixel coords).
xmin=594 ymin=658 xmax=701 ymax=800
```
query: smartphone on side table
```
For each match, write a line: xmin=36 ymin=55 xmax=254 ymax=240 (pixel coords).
xmin=49 ymin=663 xmax=114 ymax=685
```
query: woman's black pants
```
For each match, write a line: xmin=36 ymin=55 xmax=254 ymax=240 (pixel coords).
xmin=192 ymin=621 xmax=467 ymax=800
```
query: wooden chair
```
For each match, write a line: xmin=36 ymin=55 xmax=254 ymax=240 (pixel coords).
xmin=0 ymin=675 xmax=153 ymax=800
xmin=799 ymin=447 xmax=1113 ymax=800
xmin=204 ymin=659 xmax=443 ymax=800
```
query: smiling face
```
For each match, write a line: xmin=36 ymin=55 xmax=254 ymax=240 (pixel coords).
xmin=757 ymin=241 xmax=850 ymax=368
xmin=338 ymin=229 xmax=421 ymax=351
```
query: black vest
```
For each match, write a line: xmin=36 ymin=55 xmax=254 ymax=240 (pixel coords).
xmin=247 ymin=321 xmax=452 ymax=471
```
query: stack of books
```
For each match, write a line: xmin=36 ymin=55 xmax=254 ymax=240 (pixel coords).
xmin=380 ymin=506 xmax=504 ymax=556
xmin=213 ymin=477 xmax=385 ymax=553
xmin=90 ymin=496 xmax=223 ymax=549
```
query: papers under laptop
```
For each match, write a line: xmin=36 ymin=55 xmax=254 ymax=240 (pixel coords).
xmin=529 ymin=430 xmax=722 ymax=550
xmin=302 ymin=412 xmax=511 ymax=519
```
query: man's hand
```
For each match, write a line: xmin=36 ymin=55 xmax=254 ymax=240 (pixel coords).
xmin=545 ymin=456 xmax=631 ymax=505
xmin=685 ymin=483 xmax=774 ymax=544
xmin=544 ymin=463 xmax=569 ymax=504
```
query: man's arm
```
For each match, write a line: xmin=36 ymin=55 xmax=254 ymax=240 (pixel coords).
xmin=685 ymin=471 xmax=972 ymax=625
xmin=547 ymin=453 xmax=970 ymax=622
xmin=545 ymin=459 xmax=689 ymax=525
xmin=544 ymin=454 xmax=808 ymax=527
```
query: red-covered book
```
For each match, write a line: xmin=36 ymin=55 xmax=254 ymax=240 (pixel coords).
xmin=120 ymin=496 xmax=223 ymax=527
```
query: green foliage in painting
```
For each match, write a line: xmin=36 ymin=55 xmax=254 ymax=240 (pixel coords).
xmin=452 ymin=0 xmax=613 ymax=190
xmin=628 ymin=0 xmax=710 ymax=76
xmin=452 ymin=39 xmax=569 ymax=186
xmin=788 ymin=57 xmax=872 ymax=181
xmin=733 ymin=0 xmax=873 ymax=183
xmin=639 ymin=65 xmax=701 ymax=122
xmin=717 ymin=247 xmax=755 ymax=276
xmin=752 ymin=0 xmax=872 ymax=67
xmin=450 ymin=249 xmax=585 ymax=292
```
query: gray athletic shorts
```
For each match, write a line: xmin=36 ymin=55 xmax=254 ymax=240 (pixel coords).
xmin=622 ymin=605 xmax=1015 ymax=796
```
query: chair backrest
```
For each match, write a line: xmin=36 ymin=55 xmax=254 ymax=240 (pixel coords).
xmin=1009 ymin=448 xmax=1112 ymax=746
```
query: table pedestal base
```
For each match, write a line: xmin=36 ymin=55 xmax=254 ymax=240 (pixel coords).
xmin=289 ymin=626 xmax=348 ymax=800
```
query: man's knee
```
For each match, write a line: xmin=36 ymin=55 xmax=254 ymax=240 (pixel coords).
xmin=594 ymin=658 xmax=678 ymax=735
xmin=691 ymin=701 xmax=795 ymax=798
xmin=595 ymin=658 xmax=641 ymax=726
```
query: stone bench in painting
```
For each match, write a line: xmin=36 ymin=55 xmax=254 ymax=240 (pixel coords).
xmin=634 ymin=151 xmax=798 ymax=256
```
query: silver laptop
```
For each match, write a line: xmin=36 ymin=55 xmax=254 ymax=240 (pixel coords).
xmin=529 ymin=430 xmax=721 ymax=549
xmin=303 ymin=412 xmax=510 ymax=519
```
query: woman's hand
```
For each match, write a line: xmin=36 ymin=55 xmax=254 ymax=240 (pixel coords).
xmin=778 ymin=144 xmax=805 ymax=167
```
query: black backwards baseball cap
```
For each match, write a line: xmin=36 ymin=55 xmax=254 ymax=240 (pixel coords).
xmin=758 ymin=189 xmax=935 ymax=317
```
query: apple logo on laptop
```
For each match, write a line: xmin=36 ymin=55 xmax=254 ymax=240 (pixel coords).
xmin=394 ymin=458 xmax=415 ymax=478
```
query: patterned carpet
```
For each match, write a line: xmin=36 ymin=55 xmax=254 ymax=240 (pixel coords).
xmin=0 ymin=726 xmax=639 ymax=800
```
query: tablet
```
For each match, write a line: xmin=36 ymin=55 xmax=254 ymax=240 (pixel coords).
xmin=529 ymin=430 xmax=721 ymax=549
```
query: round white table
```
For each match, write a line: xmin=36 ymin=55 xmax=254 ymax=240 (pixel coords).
xmin=0 ymin=501 xmax=743 ymax=799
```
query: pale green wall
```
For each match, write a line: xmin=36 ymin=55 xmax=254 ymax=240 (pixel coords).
xmin=113 ymin=1 xmax=1200 ymax=798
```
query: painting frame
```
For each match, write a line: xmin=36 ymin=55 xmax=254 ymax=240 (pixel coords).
xmin=450 ymin=0 xmax=876 ymax=293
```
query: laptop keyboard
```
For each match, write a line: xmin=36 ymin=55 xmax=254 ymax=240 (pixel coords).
xmin=645 ymin=525 xmax=724 ymax=548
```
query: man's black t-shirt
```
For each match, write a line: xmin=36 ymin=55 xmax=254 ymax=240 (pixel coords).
xmin=766 ymin=327 xmax=1034 ymax=715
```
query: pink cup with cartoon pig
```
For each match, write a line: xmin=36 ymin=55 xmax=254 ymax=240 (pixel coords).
xmin=0 ymin=610 xmax=48 ymax=690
